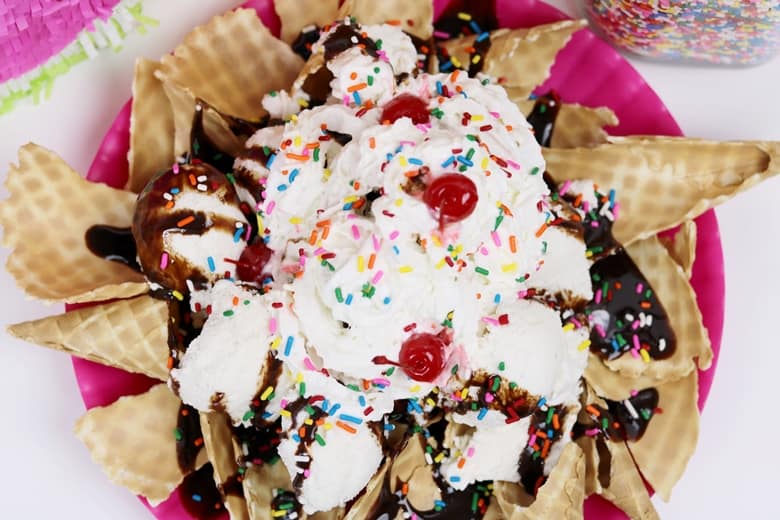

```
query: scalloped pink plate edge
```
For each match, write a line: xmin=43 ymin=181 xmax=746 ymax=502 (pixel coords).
xmin=71 ymin=0 xmax=724 ymax=518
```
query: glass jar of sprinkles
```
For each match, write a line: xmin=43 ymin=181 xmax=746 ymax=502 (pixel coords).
xmin=585 ymin=1 xmax=780 ymax=65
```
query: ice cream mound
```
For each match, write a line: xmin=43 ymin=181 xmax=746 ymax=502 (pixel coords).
xmin=133 ymin=19 xmax=595 ymax=514
xmin=7 ymin=2 xmax=778 ymax=519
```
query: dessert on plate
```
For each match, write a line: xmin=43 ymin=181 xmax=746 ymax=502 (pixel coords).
xmin=2 ymin=0 xmax=779 ymax=519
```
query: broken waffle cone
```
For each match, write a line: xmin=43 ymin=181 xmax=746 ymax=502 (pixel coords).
xmin=626 ymin=372 xmax=700 ymax=502
xmin=157 ymin=9 xmax=304 ymax=122
xmin=0 ymin=143 xmax=147 ymax=303
xmin=74 ymin=384 xmax=207 ymax=505
xmin=200 ymin=412 xmax=250 ymax=520
xmin=659 ymin=220 xmax=697 ymax=280
xmin=7 ymin=294 xmax=168 ymax=381
xmin=339 ymin=0 xmax=433 ymax=40
xmin=274 ymin=0 xmax=340 ymax=44
xmin=543 ymin=137 xmax=780 ymax=245
xmin=513 ymin=98 xmax=618 ymax=148
xmin=160 ymin=79 xmax=245 ymax=160
xmin=599 ymin=441 xmax=659 ymax=520
xmin=440 ymin=20 xmax=586 ymax=100
xmin=127 ymin=58 xmax=175 ymax=193
xmin=585 ymin=234 xmax=712 ymax=388
xmin=244 ymin=461 xmax=297 ymax=520
xmin=494 ymin=442 xmax=586 ymax=520
xmin=344 ymin=459 xmax=391 ymax=520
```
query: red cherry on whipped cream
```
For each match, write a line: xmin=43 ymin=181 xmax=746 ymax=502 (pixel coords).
xmin=373 ymin=332 xmax=447 ymax=382
xmin=236 ymin=241 xmax=273 ymax=284
xmin=380 ymin=93 xmax=430 ymax=125
xmin=423 ymin=173 xmax=479 ymax=226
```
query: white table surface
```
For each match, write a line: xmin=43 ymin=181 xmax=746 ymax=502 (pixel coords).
xmin=0 ymin=0 xmax=778 ymax=518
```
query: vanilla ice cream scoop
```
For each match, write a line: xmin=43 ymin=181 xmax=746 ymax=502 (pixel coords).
xmin=132 ymin=163 xmax=251 ymax=293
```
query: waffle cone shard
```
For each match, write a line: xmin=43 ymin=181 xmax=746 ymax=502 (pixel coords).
xmin=544 ymin=137 xmax=780 ymax=245
xmin=514 ymin=98 xmax=618 ymax=148
xmin=339 ymin=0 xmax=433 ymax=40
xmin=200 ymin=412 xmax=250 ymax=520
xmin=0 ymin=143 xmax=147 ymax=303
xmin=128 ymin=58 xmax=175 ymax=193
xmin=244 ymin=461 xmax=295 ymax=520
xmin=159 ymin=78 xmax=246 ymax=161
xmin=495 ymin=442 xmax=585 ymax=520
xmin=74 ymin=384 xmax=206 ymax=505
xmin=440 ymin=20 xmax=585 ymax=100
xmin=659 ymin=220 xmax=697 ymax=279
xmin=7 ymin=295 xmax=168 ymax=381
xmin=158 ymin=9 xmax=304 ymax=122
xmin=585 ymin=235 xmax=712 ymax=389
xmin=275 ymin=0 xmax=340 ymax=43
xmin=627 ymin=372 xmax=699 ymax=502
xmin=600 ymin=441 xmax=659 ymax=520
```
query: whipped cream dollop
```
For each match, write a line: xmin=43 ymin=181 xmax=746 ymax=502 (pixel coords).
xmin=135 ymin=19 xmax=594 ymax=514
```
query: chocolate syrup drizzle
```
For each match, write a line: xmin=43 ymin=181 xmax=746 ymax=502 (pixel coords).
xmin=179 ymin=463 xmax=227 ymax=518
xmin=575 ymin=388 xmax=660 ymax=442
xmin=434 ymin=0 xmax=498 ymax=75
xmin=84 ymin=225 xmax=140 ymax=272
xmin=527 ymin=91 xmax=562 ymax=148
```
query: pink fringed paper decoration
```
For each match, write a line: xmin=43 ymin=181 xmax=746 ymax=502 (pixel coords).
xmin=1 ymin=0 xmax=122 ymax=82
xmin=0 ymin=0 xmax=156 ymax=115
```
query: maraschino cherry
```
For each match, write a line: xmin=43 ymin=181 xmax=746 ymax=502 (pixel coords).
xmin=373 ymin=332 xmax=447 ymax=382
xmin=423 ymin=173 xmax=479 ymax=226
xmin=380 ymin=93 xmax=430 ymax=125
xmin=235 ymin=240 xmax=273 ymax=284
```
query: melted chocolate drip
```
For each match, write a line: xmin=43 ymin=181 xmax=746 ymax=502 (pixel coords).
xmin=301 ymin=65 xmax=334 ymax=107
xmin=323 ymin=23 xmax=379 ymax=61
xmin=247 ymin=355 xmax=285 ymax=428
xmin=271 ymin=489 xmax=303 ymax=519
xmin=220 ymin=474 xmax=244 ymax=498
xmin=325 ymin=129 xmax=353 ymax=146
xmin=434 ymin=0 xmax=499 ymax=39
xmin=84 ymin=225 xmax=140 ymax=271
xmin=434 ymin=0 xmax=498 ymax=75
xmin=179 ymin=463 xmax=226 ymax=518
xmin=191 ymin=103 xmax=236 ymax=174
xmin=176 ymin=403 xmax=204 ymax=473
xmin=518 ymin=405 xmax=567 ymax=496
xmin=452 ymin=371 xmax=536 ymax=423
xmin=527 ymin=91 xmax=562 ymax=148
xmin=291 ymin=25 xmax=322 ymax=60
xmin=553 ymin=182 xmax=676 ymax=362
xmin=234 ymin=420 xmax=283 ymax=466
xmin=587 ymin=252 xmax=676 ymax=360
xmin=591 ymin=389 xmax=660 ymax=442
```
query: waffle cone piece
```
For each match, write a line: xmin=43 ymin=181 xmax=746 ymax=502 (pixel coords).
xmin=440 ymin=20 xmax=585 ymax=100
xmin=493 ymin=442 xmax=586 ymax=520
xmin=659 ymin=220 xmax=697 ymax=279
xmin=7 ymin=294 xmax=168 ymax=380
xmin=600 ymin=441 xmax=659 ymax=520
xmin=157 ymin=9 xmax=304 ymax=122
xmin=0 ymin=143 xmax=147 ymax=303
xmin=513 ymin=98 xmax=618 ymax=148
xmin=627 ymin=372 xmax=700 ymax=501
xmin=275 ymin=0 xmax=340 ymax=44
xmin=585 ymin=234 xmax=712 ymax=388
xmin=160 ymin=79 xmax=246 ymax=160
xmin=339 ymin=0 xmax=433 ymax=40
xmin=200 ymin=412 xmax=250 ymax=519
xmin=127 ymin=58 xmax=175 ymax=193
xmin=544 ymin=137 xmax=780 ymax=245
xmin=74 ymin=384 xmax=207 ymax=505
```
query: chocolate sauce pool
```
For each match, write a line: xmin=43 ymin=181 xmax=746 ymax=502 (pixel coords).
xmin=84 ymin=225 xmax=140 ymax=271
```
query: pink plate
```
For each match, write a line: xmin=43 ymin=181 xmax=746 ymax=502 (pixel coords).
xmin=72 ymin=0 xmax=725 ymax=518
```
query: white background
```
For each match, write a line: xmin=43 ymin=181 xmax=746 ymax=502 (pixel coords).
xmin=0 ymin=0 xmax=778 ymax=518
